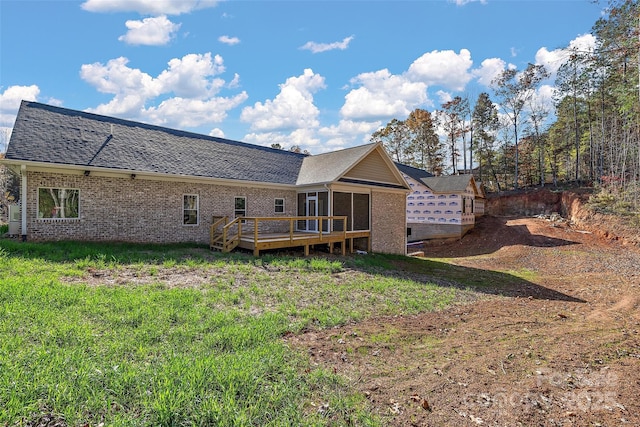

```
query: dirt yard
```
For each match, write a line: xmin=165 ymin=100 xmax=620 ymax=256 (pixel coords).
xmin=290 ymin=213 xmax=640 ymax=426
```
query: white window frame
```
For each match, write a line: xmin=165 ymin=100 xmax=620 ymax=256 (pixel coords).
xmin=274 ymin=198 xmax=285 ymax=214
xmin=234 ymin=196 xmax=247 ymax=219
xmin=183 ymin=194 xmax=199 ymax=226
xmin=37 ymin=187 xmax=80 ymax=219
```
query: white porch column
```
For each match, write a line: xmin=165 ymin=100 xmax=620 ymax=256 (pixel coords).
xmin=20 ymin=164 xmax=27 ymax=241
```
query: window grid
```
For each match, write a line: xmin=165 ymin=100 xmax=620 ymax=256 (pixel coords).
xmin=183 ymin=194 xmax=199 ymax=225
xmin=274 ymin=198 xmax=285 ymax=213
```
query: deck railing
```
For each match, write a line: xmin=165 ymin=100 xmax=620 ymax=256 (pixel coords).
xmin=211 ymin=215 xmax=356 ymax=255
xmin=210 ymin=215 xmax=228 ymax=250
xmin=221 ymin=217 xmax=242 ymax=252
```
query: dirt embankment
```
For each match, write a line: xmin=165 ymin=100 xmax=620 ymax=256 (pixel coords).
xmin=486 ymin=188 xmax=640 ymax=247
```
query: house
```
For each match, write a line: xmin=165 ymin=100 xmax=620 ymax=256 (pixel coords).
xmin=396 ymin=163 xmax=484 ymax=242
xmin=1 ymin=101 xmax=410 ymax=255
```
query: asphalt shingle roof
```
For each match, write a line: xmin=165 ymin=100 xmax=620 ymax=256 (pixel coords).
xmin=394 ymin=162 xmax=434 ymax=182
xmin=5 ymin=101 xmax=307 ymax=185
xmin=420 ymin=174 xmax=476 ymax=193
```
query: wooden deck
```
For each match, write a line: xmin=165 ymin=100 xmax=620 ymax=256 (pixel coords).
xmin=210 ymin=216 xmax=370 ymax=256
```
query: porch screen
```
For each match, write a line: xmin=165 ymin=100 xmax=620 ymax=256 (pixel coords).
xmin=318 ymin=191 xmax=329 ymax=232
xmin=333 ymin=192 xmax=351 ymax=231
xmin=353 ymin=193 xmax=370 ymax=230
xmin=332 ymin=192 xmax=370 ymax=232
xmin=297 ymin=193 xmax=306 ymax=229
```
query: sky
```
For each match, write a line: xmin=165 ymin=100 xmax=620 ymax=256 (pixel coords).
xmin=0 ymin=0 xmax=604 ymax=156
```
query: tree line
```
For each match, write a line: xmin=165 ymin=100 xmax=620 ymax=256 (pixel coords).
xmin=372 ymin=0 xmax=639 ymax=211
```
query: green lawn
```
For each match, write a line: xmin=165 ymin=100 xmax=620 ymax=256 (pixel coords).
xmin=0 ymin=240 xmax=465 ymax=426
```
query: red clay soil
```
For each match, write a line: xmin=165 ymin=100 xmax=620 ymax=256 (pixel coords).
xmin=289 ymin=197 xmax=640 ymax=426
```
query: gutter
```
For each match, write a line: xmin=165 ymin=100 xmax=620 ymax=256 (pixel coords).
xmin=0 ymin=158 xmax=297 ymax=190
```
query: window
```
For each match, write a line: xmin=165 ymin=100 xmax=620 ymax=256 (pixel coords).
xmin=462 ymin=197 xmax=474 ymax=214
xmin=183 ymin=194 xmax=199 ymax=225
xmin=274 ymin=198 xmax=285 ymax=214
xmin=234 ymin=196 xmax=246 ymax=218
xmin=38 ymin=188 xmax=79 ymax=219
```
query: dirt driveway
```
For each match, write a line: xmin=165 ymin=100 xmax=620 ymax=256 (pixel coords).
xmin=291 ymin=215 xmax=640 ymax=426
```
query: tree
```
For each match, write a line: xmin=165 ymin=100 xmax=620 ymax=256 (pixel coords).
xmin=491 ymin=63 xmax=549 ymax=189
xmin=555 ymin=49 xmax=591 ymax=182
xmin=472 ymin=92 xmax=499 ymax=187
xmin=289 ymin=145 xmax=310 ymax=155
xmin=0 ymin=153 xmax=20 ymax=223
xmin=440 ymin=96 xmax=468 ymax=174
xmin=405 ymin=109 xmax=444 ymax=174
xmin=370 ymin=118 xmax=411 ymax=163
xmin=525 ymin=95 xmax=550 ymax=187
xmin=591 ymin=0 xmax=640 ymax=207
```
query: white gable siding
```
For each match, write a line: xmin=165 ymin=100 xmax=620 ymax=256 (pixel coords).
xmin=405 ymin=175 xmax=466 ymax=225
xmin=343 ymin=149 xmax=402 ymax=185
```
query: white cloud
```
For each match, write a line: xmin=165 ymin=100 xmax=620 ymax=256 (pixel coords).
xmin=144 ymin=94 xmax=248 ymax=128
xmin=435 ymin=90 xmax=453 ymax=105
xmin=157 ymin=53 xmax=226 ymax=98
xmin=407 ymin=49 xmax=473 ymax=92
xmin=535 ymin=84 xmax=555 ymax=107
xmin=535 ymin=33 xmax=597 ymax=77
xmin=243 ymin=128 xmax=321 ymax=153
xmin=300 ymin=35 xmax=354 ymax=54
xmin=219 ymin=35 xmax=240 ymax=46
xmin=81 ymin=0 xmax=218 ymax=16
xmin=472 ymin=57 xmax=506 ymax=87
xmin=86 ymin=94 xmax=148 ymax=118
xmin=209 ymin=128 xmax=225 ymax=138
xmin=80 ymin=57 xmax=160 ymax=97
xmin=80 ymin=53 xmax=247 ymax=128
xmin=240 ymin=69 xmax=325 ymax=132
xmin=341 ymin=69 xmax=429 ymax=121
xmin=228 ymin=73 xmax=241 ymax=89
xmin=0 ymin=85 xmax=40 ymax=126
xmin=0 ymin=127 xmax=12 ymax=152
xmin=118 ymin=15 xmax=181 ymax=46
xmin=317 ymin=119 xmax=382 ymax=151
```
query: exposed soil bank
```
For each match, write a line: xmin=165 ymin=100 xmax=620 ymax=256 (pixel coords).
xmin=486 ymin=188 xmax=639 ymax=247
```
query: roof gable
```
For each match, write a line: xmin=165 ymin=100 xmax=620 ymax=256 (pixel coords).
xmin=297 ymin=143 xmax=408 ymax=189
xmin=296 ymin=144 xmax=373 ymax=185
xmin=342 ymin=147 xmax=406 ymax=186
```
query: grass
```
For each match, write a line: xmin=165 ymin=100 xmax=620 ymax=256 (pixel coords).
xmin=0 ymin=240 xmax=472 ymax=426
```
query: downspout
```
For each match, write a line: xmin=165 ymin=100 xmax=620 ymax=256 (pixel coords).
xmin=20 ymin=164 xmax=27 ymax=241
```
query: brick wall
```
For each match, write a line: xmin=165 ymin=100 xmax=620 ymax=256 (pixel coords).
xmin=370 ymin=190 xmax=406 ymax=255
xmin=26 ymin=171 xmax=297 ymax=243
